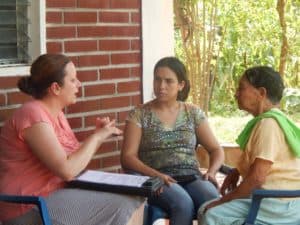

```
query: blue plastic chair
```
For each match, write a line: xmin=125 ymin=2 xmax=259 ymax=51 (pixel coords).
xmin=0 ymin=195 xmax=52 ymax=225
xmin=244 ymin=189 xmax=300 ymax=225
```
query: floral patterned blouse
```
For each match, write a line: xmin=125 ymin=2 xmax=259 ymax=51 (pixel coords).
xmin=127 ymin=101 xmax=206 ymax=177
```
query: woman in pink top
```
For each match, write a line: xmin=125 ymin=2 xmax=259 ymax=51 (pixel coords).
xmin=0 ymin=54 xmax=144 ymax=225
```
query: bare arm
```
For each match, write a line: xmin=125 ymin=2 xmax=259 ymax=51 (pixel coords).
xmin=121 ymin=121 xmax=176 ymax=185
xmin=196 ymin=119 xmax=225 ymax=186
xmin=205 ymin=158 xmax=273 ymax=210
xmin=23 ymin=118 xmax=122 ymax=181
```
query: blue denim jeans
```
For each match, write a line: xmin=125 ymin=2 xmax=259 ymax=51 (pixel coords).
xmin=148 ymin=176 xmax=219 ymax=225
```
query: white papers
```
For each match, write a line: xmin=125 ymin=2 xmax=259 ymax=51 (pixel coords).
xmin=75 ymin=170 xmax=150 ymax=187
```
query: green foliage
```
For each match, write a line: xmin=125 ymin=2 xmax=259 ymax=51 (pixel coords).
xmin=175 ymin=0 xmax=300 ymax=115
xmin=208 ymin=114 xmax=252 ymax=143
xmin=281 ymin=88 xmax=300 ymax=114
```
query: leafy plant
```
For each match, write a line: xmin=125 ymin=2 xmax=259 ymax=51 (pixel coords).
xmin=281 ymin=88 xmax=300 ymax=114
xmin=175 ymin=0 xmax=300 ymax=115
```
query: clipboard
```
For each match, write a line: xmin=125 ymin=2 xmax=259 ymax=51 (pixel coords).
xmin=67 ymin=170 xmax=164 ymax=197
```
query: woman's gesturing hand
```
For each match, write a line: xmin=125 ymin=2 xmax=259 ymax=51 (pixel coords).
xmin=95 ymin=117 xmax=110 ymax=128
xmin=95 ymin=117 xmax=123 ymax=139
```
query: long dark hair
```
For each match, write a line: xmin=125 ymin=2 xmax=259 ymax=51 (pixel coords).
xmin=154 ymin=56 xmax=190 ymax=101
xmin=18 ymin=54 xmax=71 ymax=99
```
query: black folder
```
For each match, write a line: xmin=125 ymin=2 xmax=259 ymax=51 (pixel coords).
xmin=68 ymin=170 xmax=164 ymax=197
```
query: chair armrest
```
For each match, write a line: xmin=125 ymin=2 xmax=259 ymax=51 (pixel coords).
xmin=218 ymin=164 xmax=233 ymax=175
xmin=251 ymin=189 xmax=300 ymax=198
xmin=244 ymin=189 xmax=300 ymax=225
xmin=0 ymin=195 xmax=41 ymax=204
xmin=0 ymin=195 xmax=52 ymax=225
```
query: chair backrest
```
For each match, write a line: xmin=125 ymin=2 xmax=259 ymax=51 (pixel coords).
xmin=0 ymin=195 xmax=52 ymax=225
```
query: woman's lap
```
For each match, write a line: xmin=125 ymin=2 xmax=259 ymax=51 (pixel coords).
xmin=46 ymin=188 xmax=144 ymax=225
xmin=198 ymin=198 xmax=300 ymax=225
xmin=3 ymin=188 xmax=145 ymax=225
xmin=148 ymin=182 xmax=194 ymax=225
xmin=147 ymin=177 xmax=218 ymax=225
xmin=183 ymin=177 xmax=219 ymax=209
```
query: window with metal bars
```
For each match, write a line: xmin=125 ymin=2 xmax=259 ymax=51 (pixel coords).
xmin=0 ymin=0 xmax=31 ymax=65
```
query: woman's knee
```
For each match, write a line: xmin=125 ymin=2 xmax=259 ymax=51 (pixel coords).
xmin=169 ymin=196 xmax=194 ymax=224
xmin=173 ymin=195 xmax=194 ymax=212
xmin=185 ymin=179 xmax=219 ymax=207
xmin=197 ymin=204 xmax=217 ymax=225
xmin=167 ymin=184 xmax=194 ymax=209
xmin=149 ymin=183 xmax=195 ymax=213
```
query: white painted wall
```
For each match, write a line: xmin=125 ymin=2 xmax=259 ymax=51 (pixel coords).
xmin=141 ymin=0 xmax=174 ymax=103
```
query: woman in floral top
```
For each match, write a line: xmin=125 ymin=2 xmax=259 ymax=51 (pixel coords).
xmin=121 ymin=56 xmax=224 ymax=225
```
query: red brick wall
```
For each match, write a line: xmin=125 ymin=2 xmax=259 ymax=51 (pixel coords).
xmin=0 ymin=0 xmax=142 ymax=172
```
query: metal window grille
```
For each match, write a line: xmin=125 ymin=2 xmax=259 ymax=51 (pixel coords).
xmin=0 ymin=0 xmax=31 ymax=65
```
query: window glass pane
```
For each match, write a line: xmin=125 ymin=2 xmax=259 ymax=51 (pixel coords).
xmin=0 ymin=10 xmax=16 ymax=25
xmin=0 ymin=28 xmax=17 ymax=43
xmin=0 ymin=46 xmax=17 ymax=62
xmin=0 ymin=0 xmax=29 ymax=7
xmin=0 ymin=0 xmax=30 ymax=64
